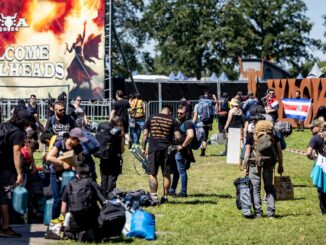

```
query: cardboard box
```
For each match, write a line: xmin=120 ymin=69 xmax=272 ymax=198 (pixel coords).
xmin=55 ymin=150 xmax=78 ymax=171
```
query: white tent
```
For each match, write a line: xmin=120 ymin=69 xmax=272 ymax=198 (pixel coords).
xmin=307 ymin=63 xmax=324 ymax=78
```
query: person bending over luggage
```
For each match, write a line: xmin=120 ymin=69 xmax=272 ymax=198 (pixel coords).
xmin=243 ymin=119 xmax=283 ymax=218
xmin=99 ymin=116 xmax=125 ymax=196
xmin=60 ymin=164 xmax=106 ymax=241
xmin=46 ymin=128 xmax=86 ymax=219
xmin=142 ymin=105 xmax=180 ymax=204
xmin=169 ymin=105 xmax=195 ymax=198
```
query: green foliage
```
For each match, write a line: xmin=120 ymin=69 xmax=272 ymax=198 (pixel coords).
xmin=141 ymin=0 xmax=320 ymax=79
xmin=111 ymin=0 xmax=145 ymax=77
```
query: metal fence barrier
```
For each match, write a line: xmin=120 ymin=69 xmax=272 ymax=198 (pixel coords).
xmin=0 ymin=99 xmax=198 ymax=123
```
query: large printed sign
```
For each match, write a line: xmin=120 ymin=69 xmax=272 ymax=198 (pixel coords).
xmin=0 ymin=0 xmax=105 ymax=99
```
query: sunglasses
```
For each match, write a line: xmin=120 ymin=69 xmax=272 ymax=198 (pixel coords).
xmin=56 ymin=108 xmax=65 ymax=112
xmin=76 ymin=99 xmax=81 ymax=101
xmin=178 ymin=112 xmax=185 ymax=115
xmin=71 ymin=137 xmax=80 ymax=141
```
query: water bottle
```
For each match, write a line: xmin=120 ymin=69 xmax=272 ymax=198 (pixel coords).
xmin=63 ymin=212 xmax=72 ymax=229
xmin=12 ymin=186 xmax=28 ymax=215
xmin=43 ymin=198 xmax=54 ymax=225
xmin=61 ymin=171 xmax=76 ymax=193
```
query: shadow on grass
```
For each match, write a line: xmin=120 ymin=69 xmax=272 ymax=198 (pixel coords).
xmin=275 ymin=212 xmax=313 ymax=218
xmin=293 ymin=184 xmax=315 ymax=188
xmin=189 ymin=193 xmax=233 ymax=199
xmin=170 ymin=199 xmax=218 ymax=205
xmin=102 ymin=237 xmax=133 ymax=243
xmin=277 ymin=197 xmax=306 ymax=201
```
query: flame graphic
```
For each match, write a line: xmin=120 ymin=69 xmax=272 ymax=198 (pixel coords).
xmin=0 ymin=0 xmax=104 ymax=55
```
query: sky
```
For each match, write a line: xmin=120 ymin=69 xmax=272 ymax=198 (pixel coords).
xmin=305 ymin=0 xmax=326 ymax=60
xmin=144 ymin=0 xmax=326 ymax=61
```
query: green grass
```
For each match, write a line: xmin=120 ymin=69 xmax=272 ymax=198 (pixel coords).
xmin=57 ymin=128 xmax=325 ymax=245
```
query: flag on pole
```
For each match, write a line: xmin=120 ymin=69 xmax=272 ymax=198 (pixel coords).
xmin=281 ymin=98 xmax=311 ymax=121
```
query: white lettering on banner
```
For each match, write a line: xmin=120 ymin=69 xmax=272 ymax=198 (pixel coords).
xmin=0 ymin=45 xmax=65 ymax=79
xmin=0 ymin=13 xmax=28 ymax=33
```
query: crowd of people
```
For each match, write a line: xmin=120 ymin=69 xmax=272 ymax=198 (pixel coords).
xmin=0 ymin=88 xmax=325 ymax=240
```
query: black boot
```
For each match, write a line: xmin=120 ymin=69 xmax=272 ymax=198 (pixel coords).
xmin=200 ymin=148 xmax=206 ymax=157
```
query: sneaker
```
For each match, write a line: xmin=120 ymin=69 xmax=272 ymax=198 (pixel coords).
xmin=268 ymin=214 xmax=275 ymax=219
xmin=0 ymin=226 xmax=22 ymax=238
xmin=174 ymin=193 xmax=188 ymax=198
xmin=168 ymin=191 xmax=176 ymax=196
xmin=160 ymin=196 xmax=168 ymax=204
xmin=255 ymin=212 xmax=263 ymax=218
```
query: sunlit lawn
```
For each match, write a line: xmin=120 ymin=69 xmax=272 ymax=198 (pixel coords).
xmin=57 ymin=127 xmax=325 ymax=245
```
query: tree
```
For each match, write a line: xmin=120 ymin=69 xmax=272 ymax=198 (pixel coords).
xmin=110 ymin=0 xmax=145 ymax=78
xmin=141 ymin=0 xmax=222 ymax=80
xmin=224 ymin=0 xmax=320 ymax=68
xmin=142 ymin=0 xmax=320 ymax=79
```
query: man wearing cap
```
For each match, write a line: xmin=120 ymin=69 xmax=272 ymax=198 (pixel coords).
xmin=46 ymin=128 xmax=85 ymax=220
xmin=307 ymin=119 xmax=326 ymax=214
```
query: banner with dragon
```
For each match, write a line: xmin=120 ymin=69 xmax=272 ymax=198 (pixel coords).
xmin=0 ymin=0 xmax=105 ymax=99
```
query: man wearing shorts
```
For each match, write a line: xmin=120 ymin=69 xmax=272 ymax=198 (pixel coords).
xmin=142 ymin=105 xmax=180 ymax=204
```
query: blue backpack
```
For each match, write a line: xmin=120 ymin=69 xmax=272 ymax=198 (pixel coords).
xmin=180 ymin=121 xmax=205 ymax=150
xmin=198 ymin=99 xmax=214 ymax=125
xmin=127 ymin=210 xmax=156 ymax=240
xmin=81 ymin=130 xmax=100 ymax=155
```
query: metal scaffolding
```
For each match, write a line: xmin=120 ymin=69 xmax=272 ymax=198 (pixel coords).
xmin=104 ymin=0 xmax=139 ymax=104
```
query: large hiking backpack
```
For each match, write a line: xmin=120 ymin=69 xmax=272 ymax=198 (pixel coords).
xmin=180 ymin=121 xmax=205 ymax=150
xmin=254 ymin=120 xmax=277 ymax=167
xmin=98 ymin=202 xmax=126 ymax=238
xmin=234 ymin=177 xmax=253 ymax=217
xmin=198 ymin=98 xmax=214 ymax=125
xmin=249 ymin=104 xmax=265 ymax=117
xmin=219 ymin=98 xmax=229 ymax=114
xmin=68 ymin=178 xmax=94 ymax=214
xmin=244 ymin=99 xmax=259 ymax=119
xmin=0 ymin=123 xmax=17 ymax=160
xmin=81 ymin=130 xmax=100 ymax=155
xmin=274 ymin=121 xmax=292 ymax=150
xmin=94 ymin=122 xmax=120 ymax=160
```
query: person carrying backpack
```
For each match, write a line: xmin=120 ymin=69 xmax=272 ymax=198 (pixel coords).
xmin=46 ymin=128 xmax=86 ymax=220
xmin=193 ymin=93 xmax=216 ymax=156
xmin=129 ymin=94 xmax=146 ymax=146
xmin=94 ymin=116 xmax=125 ymax=196
xmin=0 ymin=110 xmax=35 ymax=238
xmin=242 ymin=119 xmax=283 ymax=218
xmin=60 ymin=164 xmax=106 ymax=242
xmin=169 ymin=105 xmax=196 ymax=198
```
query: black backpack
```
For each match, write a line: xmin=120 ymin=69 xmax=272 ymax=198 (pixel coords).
xmin=94 ymin=122 xmax=120 ymax=160
xmin=98 ymin=202 xmax=126 ymax=238
xmin=249 ymin=104 xmax=265 ymax=117
xmin=0 ymin=123 xmax=17 ymax=160
xmin=68 ymin=178 xmax=94 ymax=214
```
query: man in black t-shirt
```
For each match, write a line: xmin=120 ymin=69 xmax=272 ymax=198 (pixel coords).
xmin=110 ymin=90 xmax=130 ymax=134
xmin=306 ymin=119 xmax=326 ymax=214
xmin=169 ymin=105 xmax=195 ymax=198
xmin=0 ymin=110 xmax=34 ymax=238
xmin=45 ymin=100 xmax=76 ymax=139
xmin=142 ymin=105 xmax=180 ymax=204
xmin=243 ymin=120 xmax=283 ymax=218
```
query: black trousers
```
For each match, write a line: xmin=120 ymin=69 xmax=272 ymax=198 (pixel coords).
xmin=318 ymin=189 xmax=326 ymax=214
xmin=100 ymin=157 xmax=121 ymax=196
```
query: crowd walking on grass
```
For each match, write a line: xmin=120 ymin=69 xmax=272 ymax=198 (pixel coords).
xmin=0 ymin=88 xmax=325 ymax=241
